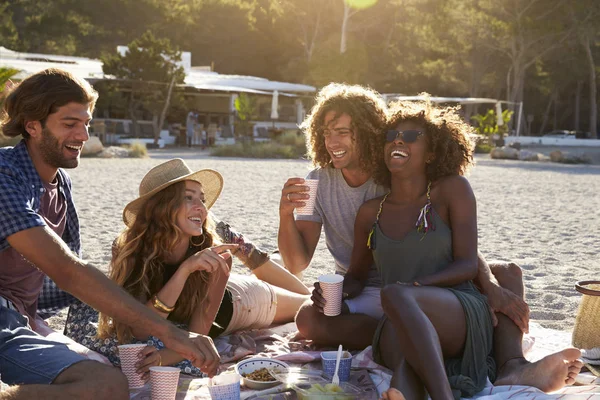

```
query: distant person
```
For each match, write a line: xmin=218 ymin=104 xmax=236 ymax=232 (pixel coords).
xmin=65 ymin=159 xmax=309 ymax=376
xmin=0 ymin=69 xmax=219 ymax=400
xmin=186 ymin=111 xmax=197 ymax=148
xmin=278 ymin=83 xmax=582 ymax=393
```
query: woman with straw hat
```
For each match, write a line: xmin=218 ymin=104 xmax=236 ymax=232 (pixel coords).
xmin=65 ymin=158 xmax=308 ymax=376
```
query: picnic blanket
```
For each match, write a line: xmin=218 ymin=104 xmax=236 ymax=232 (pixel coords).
xmin=128 ymin=322 xmax=600 ymax=399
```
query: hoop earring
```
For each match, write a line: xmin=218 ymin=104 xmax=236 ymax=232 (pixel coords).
xmin=190 ymin=235 xmax=206 ymax=247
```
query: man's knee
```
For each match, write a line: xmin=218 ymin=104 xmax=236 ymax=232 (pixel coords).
xmin=490 ymin=262 xmax=523 ymax=282
xmin=55 ymin=361 xmax=129 ymax=400
xmin=295 ymin=302 xmax=324 ymax=339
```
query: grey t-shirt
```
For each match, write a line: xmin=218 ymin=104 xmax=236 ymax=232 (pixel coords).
xmin=296 ymin=167 xmax=387 ymax=286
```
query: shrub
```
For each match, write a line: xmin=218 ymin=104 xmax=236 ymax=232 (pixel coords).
xmin=211 ymin=141 xmax=306 ymax=159
xmin=128 ymin=141 xmax=148 ymax=158
xmin=474 ymin=143 xmax=493 ymax=154
xmin=274 ymin=130 xmax=305 ymax=148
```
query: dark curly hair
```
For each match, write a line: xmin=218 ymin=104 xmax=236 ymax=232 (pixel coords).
xmin=373 ymin=96 xmax=474 ymax=187
xmin=301 ymin=83 xmax=387 ymax=174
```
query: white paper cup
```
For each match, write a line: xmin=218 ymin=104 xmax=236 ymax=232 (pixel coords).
xmin=208 ymin=373 xmax=241 ymax=400
xmin=319 ymin=274 xmax=344 ymax=316
xmin=295 ymin=179 xmax=319 ymax=215
xmin=118 ymin=344 xmax=147 ymax=389
xmin=150 ymin=366 xmax=180 ymax=400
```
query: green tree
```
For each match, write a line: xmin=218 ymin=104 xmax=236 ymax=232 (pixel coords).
xmin=234 ymin=93 xmax=257 ymax=141
xmin=101 ymin=31 xmax=185 ymax=145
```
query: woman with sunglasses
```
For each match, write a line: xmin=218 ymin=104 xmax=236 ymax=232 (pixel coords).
xmin=345 ymin=99 xmax=494 ymax=399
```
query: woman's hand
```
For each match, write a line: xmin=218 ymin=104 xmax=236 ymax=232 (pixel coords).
xmin=136 ymin=346 xmax=163 ymax=381
xmin=181 ymin=244 xmax=239 ymax=276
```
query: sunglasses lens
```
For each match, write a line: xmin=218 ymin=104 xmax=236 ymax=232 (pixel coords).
xmin=386 ymin=130 xmax=398 ymax=142
xmin=403 ymin=130 xmax=420 ymax=143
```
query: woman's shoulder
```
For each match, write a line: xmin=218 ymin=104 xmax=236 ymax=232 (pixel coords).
xmin=434 ymin=175 xmax=472 ymax=193
xmin=433 ymin=175 xmax=475 ymax=205
xmin=357 ymin=196 xmax=385 ymax=219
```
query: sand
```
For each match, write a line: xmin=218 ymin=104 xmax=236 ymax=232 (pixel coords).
xmin=65 ymin=148 xmax=600 ymax=332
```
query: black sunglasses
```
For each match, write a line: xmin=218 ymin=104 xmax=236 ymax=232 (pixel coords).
xmin=386 ymin=129 xmax=424 ymax=143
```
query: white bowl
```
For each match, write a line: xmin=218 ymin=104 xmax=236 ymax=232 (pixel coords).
xmin=234 ymin=357 xmax=289 ymax=390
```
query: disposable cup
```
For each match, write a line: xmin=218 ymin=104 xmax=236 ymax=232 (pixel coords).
xmin=150 ymin=366 xmax=180 ymax=400
xmin=208 ymin=373 xmax=241 ymax=400
xmin=321 ymin=350 xmax=353 ymax=382
xmin=118 ymin=344 xmax=147 ymax=389
xmin=319 ymin=274 xmax=344 ymax=316
xmin=296 ymin=179 xmax=319 ymax=215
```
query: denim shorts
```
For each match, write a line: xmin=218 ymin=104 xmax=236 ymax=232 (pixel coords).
xmin=0 ymin=305 xmax=86 ymax=385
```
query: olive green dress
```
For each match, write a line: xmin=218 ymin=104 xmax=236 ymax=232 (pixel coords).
xmin=371 ymin=196 xmax=496 ymax=399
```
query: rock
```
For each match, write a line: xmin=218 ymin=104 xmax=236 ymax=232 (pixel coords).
xmin=518 ymin=150 xmax=542 ymax=161
xmin=561 ymin=152 xmax=591 ymax=164
xmin=97 ymin=146 xmax=130 ymax=158
xmin=81 ymin=136 xmax=103 ymax=156
xmin=549 ymin=150 xmax=591 ymax=164
xmin=549 ymin=150 xmax=563 ymax=162
xmin=490 ymin=146 xmax=519 ymax=160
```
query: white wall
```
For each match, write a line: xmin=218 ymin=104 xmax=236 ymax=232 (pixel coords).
xmin=505 ymin=136 xmax=600 ymax=147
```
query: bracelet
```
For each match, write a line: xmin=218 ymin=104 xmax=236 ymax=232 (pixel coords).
xmin=152 ymin=295 xmax=175 ymax=313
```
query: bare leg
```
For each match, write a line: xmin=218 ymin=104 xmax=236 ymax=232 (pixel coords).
xmin=381 ymin=284 xmax=469 ymax=400
xmin=252 ymin=259 xmax=310 ymax=295
xmin=379 ymin=319 xmax=426 ymax=400
xmin=1 ymin=360 xmax=128 ymax=400
xmin=271 ymin=286 xmax=310 ymax=324
xmin=295 ymin=301 xmax=378 ymax=349
xmin=491 ymin=263 xmax=583 ymax=391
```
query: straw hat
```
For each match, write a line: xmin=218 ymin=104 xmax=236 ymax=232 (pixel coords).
xmin=123 ymin=158 xmax=223 ymax=227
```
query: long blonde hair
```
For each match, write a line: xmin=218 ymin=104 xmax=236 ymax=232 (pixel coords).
xmin=97 ymin=181 xmax=218 ymax=343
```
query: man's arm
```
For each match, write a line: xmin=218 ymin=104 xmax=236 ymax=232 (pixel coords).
xmin=278 ymin=177 xmax=322 ymax=274
xmin=474 ymin=252 xmax=530 ymax=333
xmin=7 ymin=226 xmax=221 ymax=375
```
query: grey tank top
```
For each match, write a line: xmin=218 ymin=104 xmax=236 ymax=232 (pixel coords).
xmin=370 ymin=193 xmax=470 ymax=291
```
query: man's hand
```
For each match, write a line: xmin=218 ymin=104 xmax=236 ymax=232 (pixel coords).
xmin=486 ymin=284 xmax=530 ymax=334
xmin=161 ymin=326 xmax=220 ymax=376
xmin=310 ymin=282 xmax=326 ymax=313
xmin=280 ymin=178 xmax=309 ymax=217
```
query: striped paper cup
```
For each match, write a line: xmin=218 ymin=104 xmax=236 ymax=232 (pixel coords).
xmin=150 ymin=366 xmax=180 ymax=400
xmin=319 ymin=274 xmax=344 ymax=316
xmin=296 ymin=179 xmax=319 ymax=215
xmin=118 ymin=344 xmax=147 ymax=389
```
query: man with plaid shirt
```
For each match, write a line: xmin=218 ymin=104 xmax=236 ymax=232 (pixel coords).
xmin=0 ymin=69 xmax=221 ymax=399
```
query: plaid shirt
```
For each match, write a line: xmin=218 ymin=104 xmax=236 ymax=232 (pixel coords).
xmin=0 ymin=140 xmax=80 ymax=317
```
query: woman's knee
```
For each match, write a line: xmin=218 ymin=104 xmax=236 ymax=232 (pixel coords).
xmin=381 ymin=284 xmax=416 ymax=314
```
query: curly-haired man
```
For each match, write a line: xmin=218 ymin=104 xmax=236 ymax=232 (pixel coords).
xmin=277 ymin=83 xmax=581 ymax=393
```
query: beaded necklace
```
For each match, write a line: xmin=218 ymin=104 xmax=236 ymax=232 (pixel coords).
xmin=367 ymin=181 xmax=434 ymax=250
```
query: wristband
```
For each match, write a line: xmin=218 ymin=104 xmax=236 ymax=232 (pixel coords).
xmin=152 ymin=295 xmax=175 ymax=313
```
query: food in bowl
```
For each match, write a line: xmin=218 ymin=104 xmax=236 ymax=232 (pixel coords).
xmin=242 ymin=367 xmax=277 ymax=382
xmin=235 ymin=358 xmax=290 ymax=390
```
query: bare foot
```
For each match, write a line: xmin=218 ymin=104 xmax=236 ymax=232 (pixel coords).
xmin=380 ymin=388 xmax=406 ymax=400
xmin=494 ymin=348 xmax=583 ymax=392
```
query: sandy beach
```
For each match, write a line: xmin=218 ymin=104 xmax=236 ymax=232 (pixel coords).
xmin=66 ymin=149 xmax=600 ymax=332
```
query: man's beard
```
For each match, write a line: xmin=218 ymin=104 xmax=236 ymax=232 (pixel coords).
xmin=39 ymin=126 xmax=80 ymax=169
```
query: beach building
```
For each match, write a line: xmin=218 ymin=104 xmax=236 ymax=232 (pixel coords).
xmin=0 ymin=46 xmax=316 ymax=147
